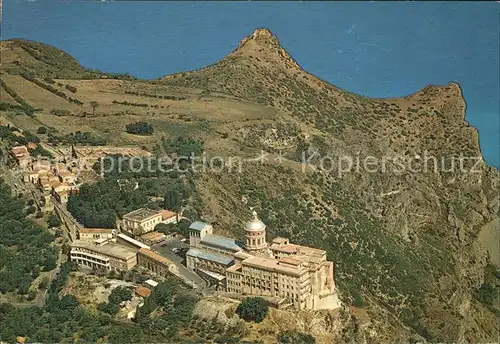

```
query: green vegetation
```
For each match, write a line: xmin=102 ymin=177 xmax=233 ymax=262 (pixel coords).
xmin=124 ymin=90 xmax=186 ymax=100
xmin=90 ymin=101 xmax=99 ymax=115
xmin=0 ymin=125 xmax=40 ymax=146
xmin=36 ymin=126 xmax=48 ymax=134
xmin=1 ymin=263 xmax=178 ymax=343
xmin=50 ymin=108 xmax=71 ymax=117
xmin=47 ymin=130 xmax=106 ymax=146
xmin=47 ymin=214 xmax=61 ymax=228
xmin=112 ymin=99 xmax=149 ymax=108
xmin=68 ymin=169 xmax=191 ymax=228
xmin=21 ymin=73 xmax=68 ymax=100
xmin=65 ymin=84 xmax=77 ymax=93
xmin=0 ymin=78 xmax=36 ymax=115
xmin=28 ymin=144 xmax=53 ymax=159
xmin=98 ymin=286 xmax=132 ymax=315
xmin=277 ymin=330 xmax=316 ymax=344
xmin=235 ymin=297 xmax=269 ymax=323
xmin=125 ymin=121 xmax=154 ymax=136
xmin=155 ymin=219 xmax=191 ymax=237
xmin=475 ymin=264 xmax=500 ymax=316
xmin=67 ymin=178 xmax=148 ymax=228
xmin=164 ymin=187 xmax=182 ymax=210
xmin=0 ymin=182 xmax=58 ymax=294
xmin=136 ymin=279 xmax=199 ymax=340
xmin=159 ymin=136 xmax=204 ymax=157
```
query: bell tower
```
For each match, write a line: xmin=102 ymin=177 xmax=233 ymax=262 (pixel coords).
xmin=244 ymin=210 xmax=267 ymax=252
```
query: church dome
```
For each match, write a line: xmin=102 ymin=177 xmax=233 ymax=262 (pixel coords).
xmin=245 ymin=210 xmax=266 ymax=231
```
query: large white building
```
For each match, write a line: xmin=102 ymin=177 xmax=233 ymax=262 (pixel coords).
xmin=186 ymin=211 xmax=340 ymax=311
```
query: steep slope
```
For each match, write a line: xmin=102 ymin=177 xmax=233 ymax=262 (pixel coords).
xmin=161 ymin=28 xmax=500 ymax=342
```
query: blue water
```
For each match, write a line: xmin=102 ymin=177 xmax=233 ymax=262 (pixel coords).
xmin=2 ymin=1 xmax=499 ymax=167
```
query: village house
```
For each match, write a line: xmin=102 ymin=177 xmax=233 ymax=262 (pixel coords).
xmin=121 ymin=208 xmax=163 ymax=235
xmin=10 ymin=145 xmax=30 ymax=168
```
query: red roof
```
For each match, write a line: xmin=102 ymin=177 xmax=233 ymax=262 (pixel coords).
xmin=135 ymin=286 xmax=151 ymax=298
xmin=11 ymin=146 xmax=28 ymax=157
xmin=160 ymin=209 xmax=176 ymax=220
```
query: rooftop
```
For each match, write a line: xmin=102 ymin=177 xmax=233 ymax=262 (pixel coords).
xmin=71 ymin=240 xmax=137 ymax=260
xmin=279 ymin=257 xmax=302 ymax=266
xmin=272 ymin=237 xmax=289 ymax=244
xmin=270 ymin=243 xmax=326 ymax=257
xmin=241 ymin=256 xmax=305 ymax=277
xmin=160 ymin=209 xmax=177 ymax=220
xmin=117 ymin=233 xmax=151 ymax=250
xmin=135 ymin=286 xmax=152 ymax=298
xmin=139 ymin=248 xmax=173 ymax=266
xmin=201 ymin=234 xmax=242 ymax=252
xmin=227 ymin=264 xmax=242 ymax=272
xmin=234 ymin=251 xmax=253 ymax=260
xmin=11 ymin=145 xmax=28 ymax=156
xmin=80 ymin=228 xmax=114 ymax=234
xmin=123 ymin=208 xmax=161 ymax=222
xmin=141 ymin=231 xmax=166 ymax=240
xmin=189 ymin=221 xmax=211 ymax=232
xmin=144 ymin=279 xmax=159 ymax=287
xmin=186 ymin=248 xmax=234 ymax=266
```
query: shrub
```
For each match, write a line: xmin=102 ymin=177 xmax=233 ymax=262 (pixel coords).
xmin=65 ymin=84 xmax=77 ymax=93
xmin=235 ymin=297 xmax=269 ymax=323
xmin=125 ymin=121 xmax=154 ymax=135
xmin=277 ymin=330 xmax=316 ymax=344
xmin=47 ymin=214 xmax=61 ymax=228
xmin=37 ymin=126 xmax=48 ymax=134
xmin=50 ymin=109 xmax=71 ymax=117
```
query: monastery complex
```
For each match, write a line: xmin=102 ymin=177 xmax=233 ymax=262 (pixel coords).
xmin=186 ymin=211 xmax=340 ymax=310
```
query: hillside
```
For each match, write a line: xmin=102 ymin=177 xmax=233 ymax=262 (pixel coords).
xmin=1 ymin=29 xmax=499 ymax=343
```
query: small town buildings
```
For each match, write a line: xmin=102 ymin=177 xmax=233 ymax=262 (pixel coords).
xmin=137 ymin=247 xmax=176 ymax=277
xmin=143 ymin=279 xmax=159 ymax=289
xmin=79 ymin=228 xmax=115 ymax=240
xmin=70 ymin=238 xmax=138 ymax=271
xmin=51 ymin=182 xmax=79 ymax=204
xmin=160 ymin=209 xmax=178 ymax=224
xmin=122 ymin=208 xmax=163 ymax=235
xmin=140 ymin=231 xmax=166 ymax=246
xmin=23 ymin=170 xmax=39 ymax=184
xmin=117 ymin=233 xmax=151 ymax=251
xmin=10 ymin=145 xmax=30 ymax=168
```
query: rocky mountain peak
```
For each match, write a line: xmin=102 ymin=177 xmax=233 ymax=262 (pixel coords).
xmin=233 ymin=28 xmax=301 ymax=69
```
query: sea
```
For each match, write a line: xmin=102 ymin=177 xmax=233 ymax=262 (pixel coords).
xmin=1 ymin=0 xmax=499 ymax=167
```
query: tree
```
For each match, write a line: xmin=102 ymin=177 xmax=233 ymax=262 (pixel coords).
xmin=37 ymin=126 xmax=48 ymax=134
xmin=155 ymin=223 xmax=175 ymax=234
xmin=235 ymin=297 xmax=269 ymax=323
xmin=125 ymin=121 xmax=154 ymax=136
xmin=108 ymin=286 xmax=132 ymax=305
xmin=164 ymin=188 xmax=181 ymax=210
xmin=277 ymin=330 xmax=316 ymax=344
xmin=353 ymin=293 xmax=365 ymax=307
xmin=47 ymin=214 xmax=61 ymax=228
xmin=90 ymin=101 xmax=99 ymax=115
xmin=98 ymin=301 xmax=119 ymax=315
